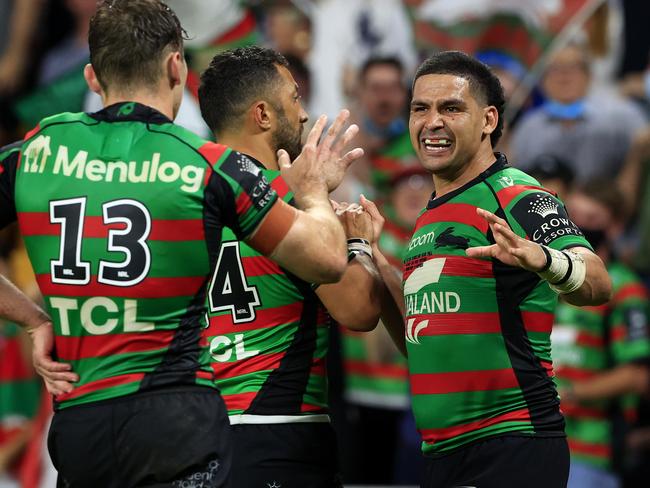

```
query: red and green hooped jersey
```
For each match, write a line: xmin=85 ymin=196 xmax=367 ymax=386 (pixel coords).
xmin=552 ymin=262 xmax=650 ymax=469
xmin=0 ymin=102 xmax=282 ymax=409
xmin=402 ymin=154 xmax=592 ymax=455
xmin=206 ymin=164 xmax=331 ymax=420
xmin=0 ymin=324 xmax=41 ymax=449
xmin=342 ymin=204 xmax=410 ymax=409
xmin=370 ymin=131 xmax=419 ymax=194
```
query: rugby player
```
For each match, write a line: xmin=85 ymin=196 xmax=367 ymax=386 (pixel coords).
xmin=0 ymin=1 xmax=363 ymax=486
xmin=198 ymin=46 xmax=382 ymax=488
xmin=364 ymin=50 xmax=612 ymax=488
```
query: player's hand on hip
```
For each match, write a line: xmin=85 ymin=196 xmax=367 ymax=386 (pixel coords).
xmin=27 ymin=321 xmax=78 ymax=396
xmin=278 ymin=110 xmax=364 ymax=198
xmin=335 ymin=201 xmax=373 ymax=241
xmin=466 ymin=208 xmax=546 ymax=271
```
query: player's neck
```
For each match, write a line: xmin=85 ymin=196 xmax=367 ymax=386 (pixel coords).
xmin=101 ymin=89 xmax=176 ymax=121
xmin=217 ymin=132 xmax=278 ymax=171
xmin=433 ymin=144 xmax=496 ymax=198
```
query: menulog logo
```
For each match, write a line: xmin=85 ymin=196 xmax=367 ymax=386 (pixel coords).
xmin=22 ymin=143 xmax=205 ymax=193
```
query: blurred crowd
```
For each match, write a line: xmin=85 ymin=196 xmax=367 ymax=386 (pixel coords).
xmin=2 ymin=0 xmax=650 ymax=486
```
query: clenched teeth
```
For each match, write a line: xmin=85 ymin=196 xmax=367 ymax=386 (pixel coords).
xmin=423 ymin=138 xmax=452 ymax=147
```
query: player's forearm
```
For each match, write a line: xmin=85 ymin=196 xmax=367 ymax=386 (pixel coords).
xmin=570 ymin=363 xmax=650 ymax=401
xmin=374 ymin=247 xmax=406 ymax=356
xmin=0 ymin=274 xmax=49 ymax=330
xmin=271 ymin=200 xmax=347 ymax=284
xmin=561 ymin=250 xmax=612 ymax=306
xmin=374 ymin=247 xmax=405 ymax=316
xmin=317 ymin=255 xmax=381 ymax=331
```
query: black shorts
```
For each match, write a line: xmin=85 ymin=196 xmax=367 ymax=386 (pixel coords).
xmin=230 ymin=422 xmax=341 ymax=488
xmin=422 ymin=435 xmax=569 ymax=488
xmin=48 ymin=386 xmax=231 ymax=488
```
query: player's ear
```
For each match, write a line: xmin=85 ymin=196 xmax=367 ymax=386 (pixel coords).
xmin=84 ymin=64 xmax=102 ymax=95
xmin=483 ymin=105 xmax=498 ymax=138
xmin=252 ymin=100 xmax=272 ymax=132
xmin=165 ymin=51 xmax=185 ymax=89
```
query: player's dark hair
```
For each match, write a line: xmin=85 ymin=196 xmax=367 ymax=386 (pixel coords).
xmin=414 ymin=51 xmax=506 ymax=146
xmin=199 ymin=46 xmax=290 ymax=137
xmin=360 ymin=56 xmax=404 ymax=84
xmin=89 ymin=0 xmax=186 ymax=91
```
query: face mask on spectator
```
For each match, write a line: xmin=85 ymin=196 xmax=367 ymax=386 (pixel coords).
xmin=542 ymin=99 xmax=587 ymax=120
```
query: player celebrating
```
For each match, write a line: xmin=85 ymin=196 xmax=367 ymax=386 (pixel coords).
xmin=368 ymin=51 xmax=612 ymax=488
xmin=198 ymin=46 xmax=381 ymax=487
xmin=0 ymin=1 xmax=363 ymax=486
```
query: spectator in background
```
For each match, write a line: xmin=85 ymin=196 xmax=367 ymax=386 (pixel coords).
xmin=553 ymin=180 xmax=650 ymax=488
xmin=511 ymin=41 xmax=647 ymax=184
xmin=336 ymin=56 xmax=417 ymax=202
xmin=37 ymin=0 xmax=95 ymax=86
xmin=474 ymin=50 xmax=530 ymax=154
xmin=339 ymin=167 xmax=432 ymax=485
xmin=617 ymin=127 xmax=650 ymax=287
xmin=527 ymin=153 xmax=576 ymax=199
xmin=308 ymin=0 xmax=417 ymax=122
xmin=166 ymin=0 xmax=260 ymax=74
xmin=0 ymin=322 xmax=41 ymax=488
xmin=265 ymin=3 xmax=311 ymax=62
xmin=0 ymin=0 xmax=42 ymax=96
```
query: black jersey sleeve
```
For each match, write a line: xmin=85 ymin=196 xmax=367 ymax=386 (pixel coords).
xmin=205 ymin=149 xmax=279 ymax=239
xmin=505 ymin=189 xmax=593 ymax=251
xmin=0 ymin=142 xmax=21 ymax=229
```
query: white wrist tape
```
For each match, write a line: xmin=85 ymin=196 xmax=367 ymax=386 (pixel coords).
xmin=538 ymin=245 xmax=586 ymax=295
xmin=347 ymin=238 xmax=372 ymax=260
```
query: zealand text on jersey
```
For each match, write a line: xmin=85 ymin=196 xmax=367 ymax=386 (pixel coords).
xmin=22 ymin=137 xmax=205 ymax=193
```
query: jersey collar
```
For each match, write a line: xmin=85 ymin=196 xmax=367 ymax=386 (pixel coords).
xmin=426 ymin=152 xmax=509 ymax=210
xmin=88 ymin=102 xmax=173 ymax=125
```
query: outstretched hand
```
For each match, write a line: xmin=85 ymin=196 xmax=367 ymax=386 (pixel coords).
xmin=465 ymin=208 xmax=546 ymax=272
xmin=28 ymin=321 xmax=78 ymax=396
xmin=278 ymin=110 xmax=364 ymax=201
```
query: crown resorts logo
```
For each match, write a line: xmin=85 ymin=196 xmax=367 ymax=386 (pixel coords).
xmin=237 ymin=155 xmax=260 ymax=176
xmin=528 ymin=194 xmax=559 ymax=218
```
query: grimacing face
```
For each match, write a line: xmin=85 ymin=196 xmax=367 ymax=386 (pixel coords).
xmin=271 ymin=64 xmax=309 ymax=160
xmin=409 ymin=74 xmax=491 ymax=179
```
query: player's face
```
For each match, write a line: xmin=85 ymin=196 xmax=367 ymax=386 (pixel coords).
xmin=272 ymin=65 xmax=309 ymax=160
xmin=409 ymin=74 xmax=489 ymax=178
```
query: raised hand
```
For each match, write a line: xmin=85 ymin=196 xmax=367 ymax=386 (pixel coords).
xmin=465 ymin=208 xmax=546 ymax=271
xmin=359 ymin=194 xmax=385 ymax=246
xmin=334 ymin=201 xmax=373 ymax=242
xmin=278 ymin=110 xmax=364 ymax=204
